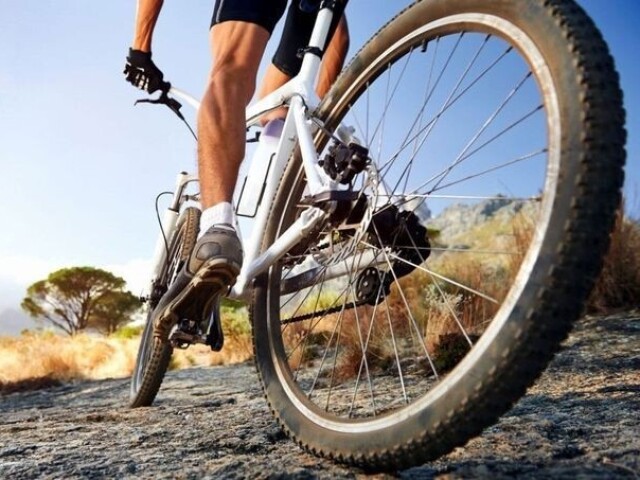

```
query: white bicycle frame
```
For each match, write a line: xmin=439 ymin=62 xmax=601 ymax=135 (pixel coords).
xmin=146 ymin=5 xmax=347 ymax=303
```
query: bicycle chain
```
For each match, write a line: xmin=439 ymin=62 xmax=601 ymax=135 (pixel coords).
xmin=281 ymin=298 xmax=368 ymax=325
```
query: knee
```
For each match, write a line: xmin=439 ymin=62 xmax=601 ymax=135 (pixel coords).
xmin=208 ymin=62 xmax=258 ymax=105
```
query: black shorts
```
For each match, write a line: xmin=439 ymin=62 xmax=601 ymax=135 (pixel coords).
xmin=211 ymin=0 xmax=347 ymax=76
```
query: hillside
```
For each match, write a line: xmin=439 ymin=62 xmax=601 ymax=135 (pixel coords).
xmin=427 ymin=197 xmax=539 ymax=246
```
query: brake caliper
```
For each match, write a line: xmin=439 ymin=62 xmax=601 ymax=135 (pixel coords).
xmin=319 ymin=142 xmax=369 ymax=185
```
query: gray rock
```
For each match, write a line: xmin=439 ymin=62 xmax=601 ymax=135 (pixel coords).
xmin=0 ymin=313 xmax=638 ymax=478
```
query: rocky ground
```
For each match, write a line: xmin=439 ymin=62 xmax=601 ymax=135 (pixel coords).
xmin=1 ymin=312 xmax=638 ymax=479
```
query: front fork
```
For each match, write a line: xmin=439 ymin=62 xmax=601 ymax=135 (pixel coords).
xmin=144 ymin=172 xmax=199 ymax=303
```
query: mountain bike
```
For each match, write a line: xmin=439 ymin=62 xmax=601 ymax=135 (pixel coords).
xmin=128 ymin=0 xmax=626 ymax=470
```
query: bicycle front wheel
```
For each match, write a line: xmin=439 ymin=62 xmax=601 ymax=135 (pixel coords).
xmin=130 ymin=207 xmax=200 ymax=407
xmin=251 ymin=0 xmax=625 ymax=470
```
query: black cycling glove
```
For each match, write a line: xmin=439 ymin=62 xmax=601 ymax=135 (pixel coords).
xmin=124 ymin=48 xmax=168 ymax=94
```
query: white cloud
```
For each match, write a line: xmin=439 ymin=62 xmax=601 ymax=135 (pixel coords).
xmin=0 ymin=255 xmax=67 ymax=287
xmin=104 ymin=258 xmax=152 ymax=297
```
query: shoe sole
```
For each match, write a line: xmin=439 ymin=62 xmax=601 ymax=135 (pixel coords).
xmin=155 ymin=258 xmax=241 ymax=334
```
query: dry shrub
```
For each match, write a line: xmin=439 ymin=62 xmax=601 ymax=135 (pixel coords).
xmin=169 ymin=336 xmax=252 ymax=370
xmin=274 ymin=210 xmax=539 ymax=381
xmin=281 ymin=300 xmax=401 ymax=382
xmin=282 ymin=311 xmax=337 ymax=371
xmin=333 ymin=305 xmax=402 ymax=381
xmin=432 ymin=333 xmax=479 ymax=373
xmin=0 ymin=332 xmax=139 ymax=389
xmin=385 ymin=270 xmax=429 ymax=329
xmin=281 ymin=290 xmax=345 ymax=371
xmin=588 ymin=207 xmax=640 ymax=313
xmin=420 ymin=259 xmax=506 ymax=353
xmin=424 ymin=215 xmax=534 ymax=356
xmin=0 ymin=309 xmax=254 ymax=392
xmin=282 ymin=325 xmax=306 ymax=372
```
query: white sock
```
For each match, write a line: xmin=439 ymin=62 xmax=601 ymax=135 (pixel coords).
xmin=199 ymin=202 xmax=235 ymax=238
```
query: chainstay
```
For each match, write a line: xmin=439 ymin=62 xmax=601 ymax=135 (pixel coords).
xmin=281 ymin=299 xmax=369 ymax=325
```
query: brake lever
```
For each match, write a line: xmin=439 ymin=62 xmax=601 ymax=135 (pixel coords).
xmin=133 ymin=84 xmax=197 ymax=140
xmin=135 ymin=89 xmax=185 ymax=121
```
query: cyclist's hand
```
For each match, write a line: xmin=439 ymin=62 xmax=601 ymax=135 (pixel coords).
xmin=123 ymin=48 xmax=169 ymax=94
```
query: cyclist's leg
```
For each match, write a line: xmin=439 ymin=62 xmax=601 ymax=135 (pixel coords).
xmin=151 ymin=3 xmax=289 ymax=334
xmin=316 ymin=16 xmax=349 ymax=97
xmin=153 ymin=21 xmax=267 ymax=335
xmin=197 ymin=21 xmax=271 ymax=208
xmin=259 ymin=16 xmax=349 ymax=122
xmin=198 ymin=0 xmax=288 ymax=208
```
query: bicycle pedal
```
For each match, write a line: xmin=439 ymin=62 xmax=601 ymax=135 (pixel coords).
xmin=203 ymin=300 xmax=224 ymax=352
xmin=168 ymin=319 xmax=207 ymax=349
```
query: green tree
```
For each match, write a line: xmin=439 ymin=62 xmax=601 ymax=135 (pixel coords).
xmin=21 ymin=267 xmax=142 ymax=336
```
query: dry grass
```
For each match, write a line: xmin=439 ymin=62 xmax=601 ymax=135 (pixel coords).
xmin=279 ymin=214 xmax=537 ymax=381
xmin=169 ymin=334 xmax=253 ymax=370
xmin=4 ymin=205 xmax=636 ymax=392
xmin=282 ymin=203 xmax=639 ymax=382
xmin=0 ymin=332 xmax=140 ymax=388
xmin=587 ymin=207 xmax=640 ymax=313
xmin=423 ymin=212 xmax=533 ymax=349
xmin=0 ymin=308 xmax=254 ymax=392
xmin=314 ymin=212 xmax=538 ymax=379
xmin=333 ymin=307 xmax=397 ymax=381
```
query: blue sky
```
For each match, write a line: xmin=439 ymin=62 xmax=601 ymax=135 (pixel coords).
xmin=0 ymin=1 xmax=638 ymax=333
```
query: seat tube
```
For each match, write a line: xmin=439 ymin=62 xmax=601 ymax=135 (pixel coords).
xmin=298 ymin=4 xmax=335 ymax=90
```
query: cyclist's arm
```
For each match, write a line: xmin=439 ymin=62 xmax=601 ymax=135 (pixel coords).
xmin=132 ymin=0 xmax=164 ymax=52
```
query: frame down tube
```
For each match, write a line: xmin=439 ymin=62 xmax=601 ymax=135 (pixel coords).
xmin=230 ymin=5 xmax=337 ymax=299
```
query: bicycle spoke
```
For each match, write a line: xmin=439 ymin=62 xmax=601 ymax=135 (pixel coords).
xmin=324 ymin=301 xmax=346 ymax=412
xmin=406 ymin=221 xmax=474 ymax=347
xmin=431 ymin=148 xmax=546 ymax=193
xmin=441 ymin=104 xmax=543 ymax=172
xmin=388 ymin=34 xmax=492 ymax=198
xmin=403 ymin=37 xmax=441 ymax=194
xmin=307 ymin=296 xmax=348 ymax=399
xmin=432 ymin=71 xmax=542 ymax=191
xmin=375 ymin=41 xmax=514 ymax=175
xmin=291 ymin=271 xmax=330 ymax=381
xmin=347 ymin=279 xmax=389 ymax=416
xmin=381 ymin=274 xmax=409 ymax=405
xmin=370 ymin=223 xmax=439 ymax=378
xmin=361 ymin=238 xmax=499 ymax=305
xmin=370 ymin=48 xmax=415 ymax=154
xmin=285 ymin=280 xmax=352 ymax=362
xmin=347 ymin=282 xmax=377 ymax=416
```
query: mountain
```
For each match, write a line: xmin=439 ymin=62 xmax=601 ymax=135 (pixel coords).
xmin=427 ymin=197 xmax=538 ymax=244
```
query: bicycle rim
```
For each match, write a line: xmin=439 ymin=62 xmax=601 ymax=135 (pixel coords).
xmin=274 ymin=12 xmax=555 ymax=426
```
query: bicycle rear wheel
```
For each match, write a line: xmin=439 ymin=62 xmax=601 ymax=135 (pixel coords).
xmin=130 ymin=207 xmax=200 ymax=407
xmin=251 ymin=0 xmax=625 ymax=470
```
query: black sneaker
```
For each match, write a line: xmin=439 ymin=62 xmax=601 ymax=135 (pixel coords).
xmin=152 ymin=224 xmax=242 ymax=339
